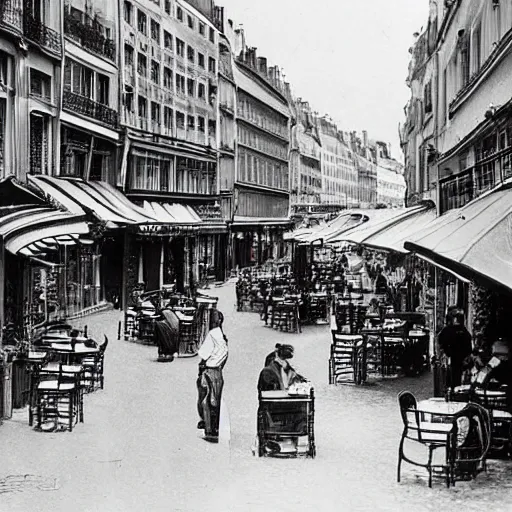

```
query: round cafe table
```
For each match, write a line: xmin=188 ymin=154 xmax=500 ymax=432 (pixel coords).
xmin=50 ymin=343 xmax=99 ymax=365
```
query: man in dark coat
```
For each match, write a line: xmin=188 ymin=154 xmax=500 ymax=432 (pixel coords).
xmin=258 ymin=344 xmax=304 ymax=391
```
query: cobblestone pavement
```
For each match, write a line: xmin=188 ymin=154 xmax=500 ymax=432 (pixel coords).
xmin=2 ymin=281 xmax=512 ymax=511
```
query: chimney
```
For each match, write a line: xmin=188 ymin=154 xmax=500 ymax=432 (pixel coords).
xmin=250 ymin=47 xmax=257 ymax=68
xmin=362 ymin=130 xmax=368 ymax=147
xmin=257 ymin=57 xmax=267 ymax=75
xmin=268 ymin=66 xmax=276 ymax=84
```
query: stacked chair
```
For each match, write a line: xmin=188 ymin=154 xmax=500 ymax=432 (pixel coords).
xmin=329 ymin=331 xmax=365 ymax=385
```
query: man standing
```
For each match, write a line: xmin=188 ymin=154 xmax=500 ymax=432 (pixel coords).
xmin=196 ymin=310 xmax=228 ymax=443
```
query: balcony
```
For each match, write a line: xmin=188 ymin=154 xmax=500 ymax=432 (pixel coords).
xmin=63 ymin=90 xmax=118 ymax=128
xmin=24 ymin=14 xmax=62 ymax=56
xmin=1 ymin=1 xmax=23 ymax=36
xmin=439 ymin=147 xmax=512 ymax=213
xmin=64 ymin=9 xmax=115 ymax=61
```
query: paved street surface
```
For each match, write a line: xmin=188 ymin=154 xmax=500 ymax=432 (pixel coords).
xmin=2 ymin=281 xmax=512 ymax=512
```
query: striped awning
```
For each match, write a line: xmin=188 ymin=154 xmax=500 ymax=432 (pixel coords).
xmin=0 ymin=204 xmax=89 ymax=256
xmin=142 ymin=201 xmax=202 ymax=225
xmin=28 ymin=176 xmax=157 ymax=225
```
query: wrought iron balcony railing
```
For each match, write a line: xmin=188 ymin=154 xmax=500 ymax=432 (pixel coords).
xmin=63 ymin=90 xmax=118 ymax=128
xmin=24 ymin=14 xmax=62 ymax=55
xmin=0 ymin=1 xmax=23 ymax=33
xmin=64 ymin=10 xmax=115 ymax=61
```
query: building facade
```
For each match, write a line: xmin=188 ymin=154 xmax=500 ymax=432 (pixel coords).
xmin=289 ymin=99 xmax=322 ymax=220
xmin=119 ymin=0 xmax=227 ymax=292
xmin=227 ymin=36 xmax=291 ymax=268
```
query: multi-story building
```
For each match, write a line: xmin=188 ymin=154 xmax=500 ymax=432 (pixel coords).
xmin=226 ymin=34 xmax=291 ymax=268
xmin=119 ymin=0 xmax=227 ymax=291
xmin=289 ymin=99 xmax=322 ymax=220
xmin=376 ymin=163 xmax=406 ymax=207
xmin=404 ymin=0 xmax=512 ymax=215
xmin=318 ymin=117 xmax=359 ymax=209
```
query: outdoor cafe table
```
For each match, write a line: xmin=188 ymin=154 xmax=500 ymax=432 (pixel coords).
xmin=40 ymin=335 xmax=88 ymax=345
xmin=417 ymin=398 xmax=467 ymax=422
xmin=49 ymin=343 xmax=99 ymax=365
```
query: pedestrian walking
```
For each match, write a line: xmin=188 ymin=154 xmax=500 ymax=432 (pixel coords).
xmin=437 ymin=306 xmax=472 ymax=391
xmin=196 ymin=310 xmax=228 ymax=443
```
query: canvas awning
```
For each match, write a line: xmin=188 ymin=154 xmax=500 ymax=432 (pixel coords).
xmin=0 ymin=205 xmax=89 ymax=256
xmin=142 ymin=201 xmax=202 ymax=225
xmin=326 ymin=205 xmax=432 ymax=247
xmin=28 ymin=176 xmax=156 ymax=225
xmin=359 ymin=207 xmax=437 ymax=253
xmin=404 ymin=187 xmax=512 ymax=290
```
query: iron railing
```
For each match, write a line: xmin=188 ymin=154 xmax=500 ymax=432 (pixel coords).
xmin=439 ymin=147 xmax=512 ymax=213
xmin=0 ymin=1 xmax=23 ymax=33
xmin=24 ymin=14 xmax=62 ymax=55
xmin=63 ymin=90 xmax=118 ymax=128
xmin=64 ymin=9 xmax=115 ymax=61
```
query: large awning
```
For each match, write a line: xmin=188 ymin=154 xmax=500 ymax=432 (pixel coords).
xmin=404 ymin=187 xmax=512 ymax=290
xmin=326 ymin=205 xmax=432 ymax=247
xmin=0 ymin=204 xmax=89 ymax=256
xmin=28 ymin=176 xmax=156 ymax=225
xmin=358 ymin=207 xmax=437 ymax=253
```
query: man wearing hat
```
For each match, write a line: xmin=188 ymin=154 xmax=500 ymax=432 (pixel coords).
xmin=258 ymin=344 xmax=304 ymax=391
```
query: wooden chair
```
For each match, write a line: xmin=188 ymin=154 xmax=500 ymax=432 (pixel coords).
xmin=329 ymin=332 xmax=364 ymax=385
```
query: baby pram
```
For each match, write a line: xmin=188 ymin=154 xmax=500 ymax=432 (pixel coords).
xmin=256 ymin=389 xmax=316 ymax=458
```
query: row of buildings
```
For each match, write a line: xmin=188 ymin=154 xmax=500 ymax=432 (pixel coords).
xmin=401 ymin=0 xmax=512 ymax=344
xmin=0 ymin=0 xmax=404 ymax=333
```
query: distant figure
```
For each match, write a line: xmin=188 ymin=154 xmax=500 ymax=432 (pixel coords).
xmin=438 ymin=307 xmax=472 ymax=390
xmin=196 ymin=310 xmax=228 ymax=443
xmin=374 ymin=266 xmax=388 ymax=295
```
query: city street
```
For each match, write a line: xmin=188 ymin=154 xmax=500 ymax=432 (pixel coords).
xmin=2 ymin=281 xmax=512 ymax=512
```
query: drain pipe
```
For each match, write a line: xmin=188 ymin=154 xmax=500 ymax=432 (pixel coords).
xmin=55 ymin=0 xmax=66 ymax=176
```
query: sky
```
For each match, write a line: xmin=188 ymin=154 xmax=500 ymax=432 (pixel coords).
xmin=218 ymin=0 xmax=430 ymax=161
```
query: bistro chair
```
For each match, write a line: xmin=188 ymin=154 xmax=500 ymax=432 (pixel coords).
xmin=450 ymin=403 xmax=491 ymax=484
xmin=81 ymin=336 xmax=108 ymax=391
xmin=329 ymin=332 xmax=364 ymax=385
xmin=34 ymin=362 xmax=83 ymax=432
xmin=397 ymin=391 xmax=456 ymax=488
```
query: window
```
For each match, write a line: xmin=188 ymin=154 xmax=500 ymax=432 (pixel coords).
xmin=0 ymin=99 xmax=5 ymax=175
xmin=198 ymin=53 xmax=205 ymax=68
xmin=164 ymin=106 xmax=173 ymax=131
xmin=208 ymin=57 xmax=216 ymax=73
xmin=198 ymin=82 xmax=205 ymax=100
xmin=123 ymin=85 xmax=134 ymax=112
xmin=30 ymin=69 xmax=52 ymax=101
xmin=187 ymin=115 xmax=195 ymax=130
xmin=163 ymin=67 xmax=172 ymax=89
xmin=137 ymin=53 xmax=147 ymax=76
xmin=124 ymin=44 xmax=134 ymax=66
xmin=30 ymin=113 xmax=50 ymax=175
xmin=176 ymin=73 xmax=185 ymax=94
xmin=472 ymin=22 xmax=482 ymax=74
xmin=459 ymin=34 xmax=470 ymax=87
xmin=64 ymin=60 xmax=93 ymax=98
xmin=187 ymin=15 xmax=194 ymax=29
xmin=177 ymin=6 xmax=183 ymax=21
xmin=137 ymin=10 xmax=147 ymax=35
xmin=124 ymin=1 xmax=133 ymax=24
xmin=199 ymin=22 xmax=205 ymax=36
xmin=187 ymin=78 xmax=195 ymax=96
xmin=164 ymin=31 xmax=172 ymax=50
xmin=138 ymin=96 xmax=147 ymax=118
xmin=151 ymin=60 xmax=160 ymax=83
xmin=197 ymin=116 xmax=205 ymax=132
xmin=97 ymin=74 xmax=109 ymax=105
xmin=150 ymin=19 xmax=160 ymax=42
xmin=176 ymin=38 xmax=185 ymax=57
xmin=176 ymin=111 xmax=185 ymax=129
xmin=164 ymin=0 xmax=171 ymax=15
xmin=424 ymin=81 xmax=432 ymax=115
xmin=187 ymin=45 xmax=194 ymax=63
xmin=209 ymin=27 xmax=215 ymax=43
xmin=151 ymin=102 xmax=161 ymax=125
